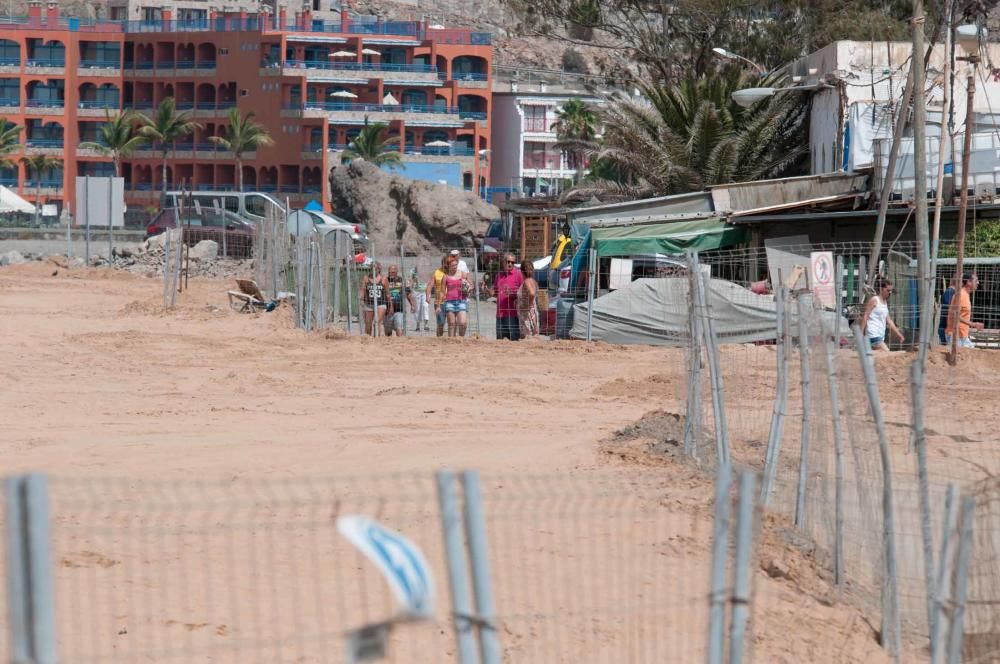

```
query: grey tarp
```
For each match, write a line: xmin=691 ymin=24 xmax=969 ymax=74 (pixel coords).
xmin=569 ymin=277 xmax=847 ymax=346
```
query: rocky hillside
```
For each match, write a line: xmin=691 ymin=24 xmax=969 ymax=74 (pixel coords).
xmin=328 ymin=160 xmax=499 ymax=255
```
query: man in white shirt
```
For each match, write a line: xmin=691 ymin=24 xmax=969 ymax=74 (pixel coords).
xmin=449 ymin=249 xmax=469 ymax=274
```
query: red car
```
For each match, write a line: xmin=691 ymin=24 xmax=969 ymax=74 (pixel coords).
xmin=145 ymin=208 xmax=255 ymax=258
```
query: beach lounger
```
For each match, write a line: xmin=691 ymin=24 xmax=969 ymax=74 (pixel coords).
xmin=227 ymin=278 xmax=269 ymax=313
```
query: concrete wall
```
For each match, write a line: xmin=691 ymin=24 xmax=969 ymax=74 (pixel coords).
xmin=489 ymin=93 xmax=521 ymax=192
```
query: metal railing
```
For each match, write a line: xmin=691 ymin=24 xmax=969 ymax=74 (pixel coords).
xmin=0 ymin=98 xmax=19 ymax=107
xmin=0 ymin=57 xmax=19 ymax=66
xmin=24 ymin=58 xmax=65 ymax=68
xmin=24 ymin=99 xmax=64 ymax=109
xmin=25 ymin=138 xmax=63 ymax=148
xmin=294 ymin=101 xmax=460 ymax=115
xmin=442 ymin=71 xmax=488 ymax=82
xmin=282 ymin=59 xmax=438 ymax=73
xmin=77 ymin=99 xmax=119 ymax=108
xmin=78 ymin=59 xmax=119 ymax=69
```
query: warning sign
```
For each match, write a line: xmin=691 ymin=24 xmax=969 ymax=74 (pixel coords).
xmin=810 ymin=251 xmax=836 ymax=309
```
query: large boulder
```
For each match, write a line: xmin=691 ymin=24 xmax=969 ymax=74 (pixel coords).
xmin=328 ymin=160 xmax=499 ymax=255
xmin=189 ymin=240 xmax=219 ymax=261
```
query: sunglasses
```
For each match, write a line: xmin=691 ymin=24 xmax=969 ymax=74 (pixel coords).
xmin=505 ymin=260 xmax=516 ymax=264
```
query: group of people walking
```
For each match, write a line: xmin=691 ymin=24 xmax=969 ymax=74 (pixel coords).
xmin=861 ymin=272 xmax=983 ymax=351
xmin=357 ymin=249 xmax=541 ymax=340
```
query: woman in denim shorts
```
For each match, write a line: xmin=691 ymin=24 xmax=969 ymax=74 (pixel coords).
xmin=437 ymin=256 xmax=472 ymax=337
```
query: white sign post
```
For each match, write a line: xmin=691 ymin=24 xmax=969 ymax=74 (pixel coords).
xmin=337 ymin=515 xmax=436 ymax=662
xmin=811 ymin=251 xmax=836 ymax=309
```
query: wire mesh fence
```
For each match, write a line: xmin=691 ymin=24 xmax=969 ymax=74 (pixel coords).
xmin=3 ymin=470 xmax=771 ymax=663
xmin=677 ymin=243 xmax=991 ymax=661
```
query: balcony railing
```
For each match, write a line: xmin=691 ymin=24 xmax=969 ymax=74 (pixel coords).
xmin=320 ymin=143 xmax=474 ymax=156
xmin=79 ymin=59 xmax=120 ymax=69
xmin=111 ymin=17 xmax=492 ymax=44
xmin=283 ymin=59 xmax=437 ymax=74
xmin=25 ymin=99 xmax=65 ymax=109
xmin=24 ymin=180 xmax=62 ymax=188
xmin=0 ymin=98 xmax=19 ymax=107
xmin=0 ymin=177 xmax=16 ymax=186
xmin=294 ymin=101 xmax=459 ymax=115
xmin=0 ymin=57 xmax=19 ymax=66
xmin=458 ymin=110 xmax=487 ymax=120
xmin=26 ymin=138 xmax=64 ymax=148
xmin=443 ymin=71 xmax=489 ymax=82
xmin=78 ymin=99 xmax=119 ymax=108
xmin=25 ymin=58 xmax=65 ymax=68
xmin=175 ymin=60 xmax=195 ymax=70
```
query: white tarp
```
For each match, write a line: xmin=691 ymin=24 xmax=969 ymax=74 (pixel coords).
xmin=570 ymin=277 xmax=847 ymax=346
xmin=0 ymin=185 xmax=34 ymax=213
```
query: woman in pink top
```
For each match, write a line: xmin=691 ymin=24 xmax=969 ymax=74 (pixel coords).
xmin=436 ymin=256 xmax=472 ymax=337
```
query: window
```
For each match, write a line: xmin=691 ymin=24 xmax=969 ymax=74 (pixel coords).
xmin=219 ymin=48 xmax=229 ymax=56
xmin=523 ymin=141 xmax=546 ymax=169
xmin=240 ymin=89 xmax=248 ymax=97
xmin=523 ymin=106 xmax=547 ymax=132
xmin=245 ymin=194 xmax=266 ymax=216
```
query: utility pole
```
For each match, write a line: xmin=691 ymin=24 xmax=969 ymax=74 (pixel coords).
xmin=951 ymin=52 xmax=978 ymax=363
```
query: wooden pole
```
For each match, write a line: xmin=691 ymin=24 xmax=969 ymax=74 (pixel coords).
xmin=950 ymin=58 xmax=976 ymax=364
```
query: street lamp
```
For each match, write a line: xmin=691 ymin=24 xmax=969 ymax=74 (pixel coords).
xmin=712 ymin=47 xmax=767 ymax=76
xmin=730 ymin=83 xmax=827 ymax=108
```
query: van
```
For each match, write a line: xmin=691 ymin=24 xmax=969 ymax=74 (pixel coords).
xmin=161 ymin=191 xmax=284 ymax=223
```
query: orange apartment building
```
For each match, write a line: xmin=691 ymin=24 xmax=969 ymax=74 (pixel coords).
xmin=0 ymin=7 xmax=491 ymax=221
xmin=122 ymin=9 xmax=493 ymax=213
xmin=0 ymin=2 xmax=124 ymax=217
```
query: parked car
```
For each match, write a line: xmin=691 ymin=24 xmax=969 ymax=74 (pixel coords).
xmin=299 ymin=209 xmax=369 ymax=246
xmin=145 ymin=208 xmax=255 ymax=258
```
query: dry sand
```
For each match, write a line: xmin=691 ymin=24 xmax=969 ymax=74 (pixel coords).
xmin=0 ymin=262 xmax=899 ymax=662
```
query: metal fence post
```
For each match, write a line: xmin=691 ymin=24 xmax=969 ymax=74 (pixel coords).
xmin=586 ymin=248 xmax=596 ymax=342
xmin=932 ymin=485 xmax=959 ymax=664
xmin=683 ymin=253 xmax=703 ymax=460
xmin=729 ymin=470 xmax=756 ymax=664
xmin=25 ymin=474 xmax=57 ymax=664
xmin=435 ymin=471 xmax=478 ymax=664
xmin=5 ymin=474 xmax=57 ymax=664
xmin=794 ymin=294 xmax=812 ymax=529
xmin=5 ymin=475 xmax=30 ymax=663
xmin=697 ymin=269 xmax=730 ymax=466
xmin=911 ymin=359 xmax=936 ymax=643
xmin=460 ymin=471 xmax=502 ymax=664
xmin=761 ymin=282 xmax=788 ymax=504
xmin=473 ymin=249 xmax=481 ymax=337
xmin=345 ymin=253 xmax=354 ymax=335
xmin=399 ymin=244 xmax=407 ymax=337
xmin=851 ymin=323 xmax=901 ymax=656
xmin=946 ymin=496 xmax=976 ymax=664
xmin=821 ymin=319 xmax=846 ymax=586
xmin=707 ymin=464 xmax=732 ymax=664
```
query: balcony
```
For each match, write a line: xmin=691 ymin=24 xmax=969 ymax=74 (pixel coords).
xmin=0 ymin=57 xmax=19 ymax=74
xmin=0 ymin=97 xmax=20 ymax=112
xmin=25 ymin=58 xmax=65 ymax=74
xmin=24 ymin=99 xmax=65 ymax=115
xmin=193 ymin=102 xmax=237 ymax=118
xmin=77 ymin=99 xmax=120 ymax=117
xmin=447 ymin=71 xmax=489 ymax=89
xmin=23 ymin=179 xmax=63 ymax=195
xmin=78 ymin=59 xmax=120 ymax=76
xmin=25 ymin=138 xmax=64 ymax=156
xmin=278 ymin=59 xmax=440 ymax=84
xmin=76 ymin=140 xmax=109 ymax=157
xmin=284 ymin=101 xmax=465 ymax=127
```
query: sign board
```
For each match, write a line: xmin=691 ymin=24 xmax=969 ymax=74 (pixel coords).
xmin=608 ymin=258 xmax=633 ymax=290
xmin=810 ymin=251 xmax=836 ymax=308
xmin=337 ymin=516 xmax=435 ymax=619
xmin=287 ymin=210 xmax=317 ymax=237
xmin=75 ymin=176 xmax=125 ymax=228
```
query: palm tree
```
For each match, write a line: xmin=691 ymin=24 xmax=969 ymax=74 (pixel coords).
xmin=341 ymin=119 xmax=402 ymax=168
xmin=567 ymin=71 xmax=809 ymax=203
xmin=137 ymin=97 xmax=200 ymax=200
xmin=20 ymin=154 xmax=62 ymax=226
xmin=79 ymin=109 xmax=147 ymax=178
xmin=0 ymin=118 xmax=22 ymax=170
xmin=209 ymin=107 xmax=275 ymax=192
xmin=550 ymin=98 xmax=598 ymax=185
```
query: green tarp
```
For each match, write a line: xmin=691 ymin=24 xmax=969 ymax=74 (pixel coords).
xmin=590 ymin=217 xmax=747 ymax=257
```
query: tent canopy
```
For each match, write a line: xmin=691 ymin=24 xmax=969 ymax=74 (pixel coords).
xmin=590 ymin=217 xmax=746 ymax=257
xmin=0 ymin=185 xmax=34 ymax=213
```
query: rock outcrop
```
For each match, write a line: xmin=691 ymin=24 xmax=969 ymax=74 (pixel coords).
xmin=328 ymin=160 xmax=499 ymax=256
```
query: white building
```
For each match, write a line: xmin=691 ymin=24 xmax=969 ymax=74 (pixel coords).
xmin=791 ymin=40 xmax=1000 ymax=199
xmin=490 ymin=89 xmax=602 ymax=197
